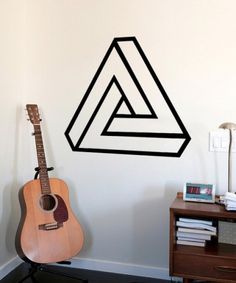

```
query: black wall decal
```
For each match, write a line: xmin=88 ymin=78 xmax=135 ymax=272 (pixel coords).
xmin=65 ymin=37 xmax=191 ymax=157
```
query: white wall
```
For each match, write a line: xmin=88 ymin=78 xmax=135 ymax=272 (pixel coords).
xmin=1 ymin=0 xmax=236 ymax=279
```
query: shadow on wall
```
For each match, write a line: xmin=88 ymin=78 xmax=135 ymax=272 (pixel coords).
xmin=0 ymin=106 xmax=23 ymax=266
xmin=2 ymin=182 xmax=21 ymax=259
xmin=132 ymin=184 xmax=178 ymax=268
xmin=0 ymin=185 xmax=15 ymax=266
xmin=64 ymin=179 xmax=94 ymax=257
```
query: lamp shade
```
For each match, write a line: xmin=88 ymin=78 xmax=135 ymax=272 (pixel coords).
xmin=219 ymin=122 xmax=236 ymax=131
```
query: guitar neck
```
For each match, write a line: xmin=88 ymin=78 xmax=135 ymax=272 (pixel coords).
xmin=33 ymin=124 xmax=51 ymax=195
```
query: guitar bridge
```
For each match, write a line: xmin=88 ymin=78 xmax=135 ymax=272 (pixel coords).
xmin=38 ymin=222 xmax=63 ymax=231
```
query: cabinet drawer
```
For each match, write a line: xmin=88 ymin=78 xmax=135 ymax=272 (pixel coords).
xmin=174 ymin=253 xmax=236 ymax=281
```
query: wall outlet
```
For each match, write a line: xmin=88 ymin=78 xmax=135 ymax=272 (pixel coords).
xmin=209 ymin=129 xmax=236 ymax=152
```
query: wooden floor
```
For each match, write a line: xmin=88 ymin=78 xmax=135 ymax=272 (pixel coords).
xmin=1 ymin=262 xmax=170 ymax=283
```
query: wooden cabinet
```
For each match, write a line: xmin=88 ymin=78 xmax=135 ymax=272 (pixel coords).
xmin=169 ymin=193 xmax=236 ymax=283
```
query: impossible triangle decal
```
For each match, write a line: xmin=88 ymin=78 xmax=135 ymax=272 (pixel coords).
xmin=65 ymin=37 xmax=191 ymax=157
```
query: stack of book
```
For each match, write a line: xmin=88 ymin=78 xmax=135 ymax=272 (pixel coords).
xmin=176 ymin=217 xmax=217 ymax=247
xmin=224 ymin=192 xmax=236 ymax=211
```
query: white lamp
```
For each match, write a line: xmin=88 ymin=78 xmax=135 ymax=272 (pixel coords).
xmin=219 ymin=122 xmax=236 ymax=193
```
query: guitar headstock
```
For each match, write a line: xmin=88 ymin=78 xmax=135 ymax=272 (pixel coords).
xmin=26 ymin=104 xmax=41 ymax=125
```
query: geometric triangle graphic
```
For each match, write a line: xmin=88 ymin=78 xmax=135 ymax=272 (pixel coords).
xmin=65 ymin=37 xmax=191 ymax=157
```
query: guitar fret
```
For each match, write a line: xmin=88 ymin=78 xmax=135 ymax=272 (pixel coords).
xmin=33 ymin=124 xmax=51 ymax=195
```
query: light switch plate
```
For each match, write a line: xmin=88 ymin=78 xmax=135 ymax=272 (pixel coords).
xmin=209 ymin=129 xmax=236 ymax=152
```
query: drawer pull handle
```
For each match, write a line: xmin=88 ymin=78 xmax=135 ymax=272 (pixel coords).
xmin=215 ymin=266 xmax=236 ymax=273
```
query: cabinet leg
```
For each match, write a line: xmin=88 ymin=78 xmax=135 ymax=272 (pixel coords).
xmin=183 ymin=279 xmax=193 ymax=283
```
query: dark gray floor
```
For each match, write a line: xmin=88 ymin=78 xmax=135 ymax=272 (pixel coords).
xmin=1 ymin=262 xmax=170 ymax=283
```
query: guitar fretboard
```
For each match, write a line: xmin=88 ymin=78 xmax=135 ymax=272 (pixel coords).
xmin=34 ymin=124 xmax=51 ymax=195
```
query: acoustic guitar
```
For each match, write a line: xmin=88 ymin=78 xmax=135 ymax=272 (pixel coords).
xmin=17 ymin=104 xmax=84 ymax=263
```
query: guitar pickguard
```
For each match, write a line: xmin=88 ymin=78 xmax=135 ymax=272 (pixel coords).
xmin=53 ymin=194 xmax=69 ymax=223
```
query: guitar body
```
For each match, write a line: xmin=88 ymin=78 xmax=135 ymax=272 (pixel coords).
xmin=18 ymin=178 xmax=84 ymax=263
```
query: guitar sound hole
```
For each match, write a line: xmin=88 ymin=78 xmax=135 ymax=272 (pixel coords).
xmin=39 ymin=194 xmax=57 ymax=211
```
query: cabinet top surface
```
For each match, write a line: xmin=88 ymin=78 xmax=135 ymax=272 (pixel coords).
xmin=170 ymin=192 xmax=236 ymax=219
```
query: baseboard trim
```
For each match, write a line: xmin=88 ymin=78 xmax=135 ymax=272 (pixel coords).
xmin=60 ymin=257 xmax=171 ymax=281
xmin=0 ymin=256 xmax=22 ymax=280
xmin=0 ymin=256 xmax=172 ymax=281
